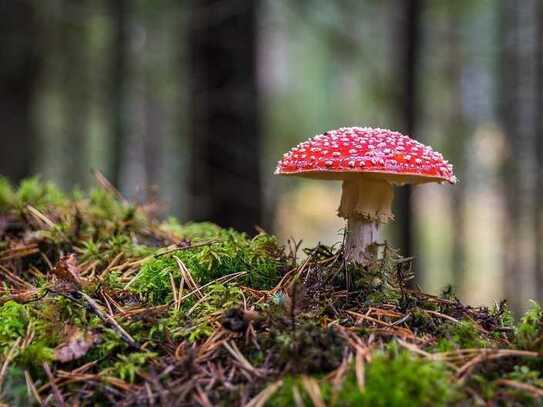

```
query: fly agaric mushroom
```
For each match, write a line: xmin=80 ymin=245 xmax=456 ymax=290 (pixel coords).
xmin=275 ymin=127 xmax=456 ymax=265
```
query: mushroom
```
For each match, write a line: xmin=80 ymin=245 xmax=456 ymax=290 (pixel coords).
xmin=275 ymin=127 xmax=456 ymax=265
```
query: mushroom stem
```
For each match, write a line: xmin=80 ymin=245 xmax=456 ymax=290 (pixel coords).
xmin=338 ymin=178 xmax=395 ymax=265
xmin=345 ymin=218 xmax=379 ymax=265
xmin=338 ymin=178 xmax=394 ymax=222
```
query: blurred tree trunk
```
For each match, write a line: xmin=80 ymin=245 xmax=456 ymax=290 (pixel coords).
xmin=0 ymin=0 xmax=42 ymax=183
xmin=110 ymin=0 xmax=128 ymax=188
xmin=395 ymin=0 xmax=421 ymax=267
xmin=535 ymin=0 xmax=543 ymax=302
xmin=143 ymin=93 xmax=163 ymax=199
xmin=143 ymin=10 xmax=164 ymax=200
xmin=501 ymin=0 xmax=538 ymax=314
xmin=445 ymin=8 xmax=468 ymax=293
xmin=60 ymin=0 xmax=89 ymax=188
xmin=187 ymin=0 xmax=262 ymax=234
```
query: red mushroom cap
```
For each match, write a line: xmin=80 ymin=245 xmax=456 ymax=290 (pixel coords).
xmin=275 ymin=127 xmax=456 ymax=184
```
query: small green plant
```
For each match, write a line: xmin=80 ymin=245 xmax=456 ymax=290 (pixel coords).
xmin=435 ymin=320 xmax=489 ymax=351
xmin=0 ymin=366 xmax=32 ymax=406
xmin=470 ymin=365 xmax=543 ymax=405
xmin=161 ymin=283 xmax=245 ymax=342
xmin=16 ymin=341 xmax=55 ymax=367
xmin=350 ymin=345 xmax=456 ymax=406
xmin=267 ymin=376 xmax=331 ymax=406
xmin=15 ymin=177 xmax=66 ymax=210
xmin=0 ymin=301 xmax=56 ymax=368
xmin=516 ymin=300 xmax=542 ymax=350
xmin=130 ymin=257 xmax=179 ymax=304
xmin=88 ymin=188 xmax=131 ymax=222
xmin=0 ymin=178 xmax=14 ymax=209
xmin=269 ymin=345 xmax=456 ymax=406
xmin=161 ymin=220 xmax=226 ymax=241
xmin=0 ymin=301 xmax=28 ymax=353
xmin=104 ymin=352 xmax=157 ymax=383
xmin=80 ymin=235 xmax=151 ymax=266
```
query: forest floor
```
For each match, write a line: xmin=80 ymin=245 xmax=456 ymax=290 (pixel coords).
xmin=1 ymin=178 xmax=543 ymax=406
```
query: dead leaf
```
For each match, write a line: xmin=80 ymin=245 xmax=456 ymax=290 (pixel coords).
xmin=52 ymin=254 xmax=83 ymax=287
xmin=54 ymin=326 xmax=99 ymax=363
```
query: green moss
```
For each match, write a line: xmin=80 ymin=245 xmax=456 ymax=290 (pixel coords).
xmin=0 ymin=178 xmax=15 ymax=210
xmin=343 ymin=346 xmax=455 ymax=406
xmin=104 ymin=351 xmax=157 ymax=383
xmin=160 ymin=220 xmax=225 ymax=241
xmin=262 ymin=323 xmax=344 ymax=374
xmin=72 ymin=189 xmax=145 ymax=241
xmin=469 ymin=366 xmax=543 ymax=405
xmin=348 ymin=244 xmax=409 ymax=306
xmin=79 ymin=235 xmax=152 ymax=267
xmin=85 ymin=328 xmax=128 ymax=366
xmin=0 ymin=366 xmax=33 ymax=407
xmin=87 ymin=188 xmax=133 ymax=223
xmin=0 ymin=301 xmax=57 ymax=369
xmin=489 ymin=301 xmax=515 ymax=339
xmin=0 ymin=301 xmax=28 ymax=353
xmin=267 ymin=376 xmax=329 ymax=406
xmin=435 ymin=320 xmax=489 ymax=351
xmin=156 ymin=283 xmax=245 ymax=342
xmin=38 ymin=297 xmax=87 ymax=332
xmin=15 ymin=177 xmax=67 ymax=210
xmin=130 ymin=257 xmax=178 ymax=304
xmin=508 ymin=365 xmax=542 ymax=384
xmin=268 ymin=346 xmax=456 ymax=407
xmin=502 ymin=365 xmax=543 ymax=404
xmin=16 ymin=342 xmax=55 ymax=367
xmin=3 ymin=178 xmax=543 ymax=405
xmin=515 ymin=301 xmax=542 ymax=350
xmin=408 ymin=309 xmax=440 ymax=334
xmin=131 ymin=230 xmax=285 ymax=304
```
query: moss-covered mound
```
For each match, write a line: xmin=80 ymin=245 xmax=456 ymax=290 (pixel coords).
xmin=1 ymin=178 xmax=543 ymax=406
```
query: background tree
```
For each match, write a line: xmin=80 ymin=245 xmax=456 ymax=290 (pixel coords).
xmin=109 ymin=0 xmax=129 ymax=188
xmin=535 ymin=0 xmax=543 ymax=303
xmin=394 ymin=0 xmax=422 ymax=267
xmin=445 ymin=3 xmax=469 ymax=292
xmin=500 ymin=0 xmax=539 ymax=313
xmin=0 ymin=0 xmax=42 ymax=183
xmin=187 ymin=0 xmax=262 ymax=233
xmin=60 ymin=0 xmax=90 ymax=188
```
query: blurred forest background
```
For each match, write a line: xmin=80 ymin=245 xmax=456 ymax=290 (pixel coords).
xmin=1 ymin=0 xmax=542 ymax=314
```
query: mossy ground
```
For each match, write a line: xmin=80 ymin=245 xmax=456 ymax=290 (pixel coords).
xmin=1 ymin=178 xmax=543 ymax=406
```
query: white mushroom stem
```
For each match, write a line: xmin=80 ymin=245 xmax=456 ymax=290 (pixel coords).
xmin=338 ymin=178 xmax=395 ymax=265
xmin=345 ymin=219 xmax=380 ymax=264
